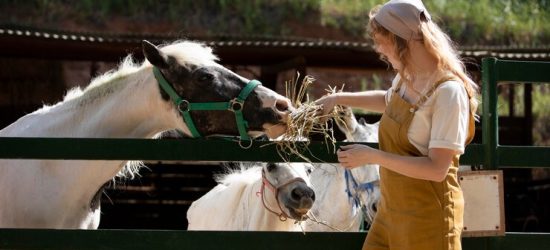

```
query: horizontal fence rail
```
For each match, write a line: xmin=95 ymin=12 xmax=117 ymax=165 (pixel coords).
xmin=497 ymin=146 xmax=550 ymax=167
xmin=4 ymin=137 xmax=548 ymax=167
xmin=494 ymin=60 xmax=550 ymax=83
xmin=0 ymin=229 xmax=549 ymax=250
xmin=0 ymin=137 xmax=484 ymax=164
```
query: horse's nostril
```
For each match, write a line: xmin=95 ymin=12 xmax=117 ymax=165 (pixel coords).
xmin=291 ymin=188 xmax=302 ymax=201
xmin=291 ymin=187 xmax=315 ymax=202
xmin=275 ymin=100 xmax=289 ymax=112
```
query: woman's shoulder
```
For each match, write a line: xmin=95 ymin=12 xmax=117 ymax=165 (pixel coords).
xmin=436 ymin=79 xmax=467 ymax=95
xmin=433 ymin=79 xmax=469 ymax=105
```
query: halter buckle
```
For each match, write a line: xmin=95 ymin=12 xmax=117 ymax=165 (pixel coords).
xmin=178 ymin=100 xmax=190 ymax=113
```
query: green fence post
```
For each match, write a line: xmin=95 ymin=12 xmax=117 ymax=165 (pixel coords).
xmin=482 ymin=57 xmax=499 ymax=170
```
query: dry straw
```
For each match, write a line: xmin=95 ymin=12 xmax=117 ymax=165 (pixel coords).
xmin=273 ymin=73 xmax=347 ymax=163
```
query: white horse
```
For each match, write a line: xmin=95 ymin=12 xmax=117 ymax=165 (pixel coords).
xmin=187 ymin=162 xmax=315 ymax=231
xmin=306 ymin=109 xmax=380 ymax=232
xmin=0 ymin=40 xmax=293 ymax=229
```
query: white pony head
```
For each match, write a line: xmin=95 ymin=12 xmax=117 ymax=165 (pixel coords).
xmin=216 ymin=162 xmax=315 ymax=221
xmin=259 ymin=162 xmax=315 ymax=220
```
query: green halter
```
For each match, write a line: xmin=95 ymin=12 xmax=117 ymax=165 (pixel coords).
xmin=153 ymin=67 xmax=261 ymax=147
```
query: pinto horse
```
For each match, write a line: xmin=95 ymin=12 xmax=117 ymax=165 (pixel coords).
xmin=0 ymin=40 xmax=292 ymax=229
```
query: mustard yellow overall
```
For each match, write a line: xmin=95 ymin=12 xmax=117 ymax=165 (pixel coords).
xmin=364 ymin=77 xmax=475 ymax=250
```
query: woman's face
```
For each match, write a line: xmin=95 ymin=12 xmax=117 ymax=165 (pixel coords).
xmin=373 ymin=34 xmax=402 ymax=70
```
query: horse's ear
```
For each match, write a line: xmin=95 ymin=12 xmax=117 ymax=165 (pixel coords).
xmin=142 ymin=40 xmax=169 ymax=69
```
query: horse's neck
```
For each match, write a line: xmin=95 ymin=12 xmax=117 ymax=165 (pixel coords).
xmin=3 ymin=68 xmax=184 ymax=139
xmin=347 ymin=124 xmax=380 ymax=183
xmin=347 ymin=125 xmax=373 ymax=142
xmin=73 ymin=70 xmax=184 ymax=138
xmin=308 ymin=164 xmax=360 ymax=231
xmin=315 ymin=165 xmax=348 ymax=207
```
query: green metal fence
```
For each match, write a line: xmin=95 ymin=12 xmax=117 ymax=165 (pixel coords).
xmin=481 ymin=58 xmax=550 ymax=169
xmin=0 ymin=58 xmax=549 ymax=250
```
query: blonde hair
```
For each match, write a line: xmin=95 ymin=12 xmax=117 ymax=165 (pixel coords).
xmin=368 ymin=6 xmax=479 ymax=115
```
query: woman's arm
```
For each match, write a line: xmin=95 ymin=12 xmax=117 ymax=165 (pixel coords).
xmin=337 ymin=144 xmax=455 ymax=182
xmin=315 ymin=90 xmax=387 ymax=114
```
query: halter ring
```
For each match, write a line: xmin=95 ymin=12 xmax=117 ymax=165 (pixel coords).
xmin=229 ymin=99 xmax=244 ymax=112
xmin=178 ymin=100 xmax=190 ymax=113
xmin=238 ymin=139 xmax=253 ymax=149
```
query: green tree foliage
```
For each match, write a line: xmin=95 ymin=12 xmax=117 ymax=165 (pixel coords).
xmin=427 ymin=0 xmax=549 ymax=45
xmin=0 ymin=0 xmax=548 ymax=45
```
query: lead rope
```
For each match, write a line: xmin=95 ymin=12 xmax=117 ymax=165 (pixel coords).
xmin=304 ymin=212 xmax=344 ymax=232
xmin=345 ymin=168 xmax=378 ymax=228
xmin=304 ymin=209 xmax=362 ymax=232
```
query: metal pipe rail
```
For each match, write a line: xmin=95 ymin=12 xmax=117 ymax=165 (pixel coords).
xmin=0 ymin=229 xmax=549 ymax=250
xmin=0 ymin=137 xmax=484 ymax=164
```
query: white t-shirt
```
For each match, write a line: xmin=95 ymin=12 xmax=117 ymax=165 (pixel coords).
xmin=384 ymin=75 xmax=471 ymax=155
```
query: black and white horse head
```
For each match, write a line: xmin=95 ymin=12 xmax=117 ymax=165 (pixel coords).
xmin=143 ymin=40 xmax=292 ymax=139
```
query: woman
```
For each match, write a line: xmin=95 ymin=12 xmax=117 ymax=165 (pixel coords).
xmin=315 ymin=0 xmax=477 ymax=249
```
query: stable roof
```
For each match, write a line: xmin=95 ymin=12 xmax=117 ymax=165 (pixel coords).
xmin=1 ymin=26 xmax=548 ymax=69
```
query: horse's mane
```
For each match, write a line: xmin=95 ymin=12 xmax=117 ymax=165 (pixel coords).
xmin=159 ymin=40 xmax=218 ymax=68
xmin=215 ymin=162 xmax=263 ymax=186
xmin=62 ymin=40 xmax=218 ymax=104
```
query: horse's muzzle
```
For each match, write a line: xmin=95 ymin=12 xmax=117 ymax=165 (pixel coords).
xmin=284 ymin=184 xmax=315 ymax=219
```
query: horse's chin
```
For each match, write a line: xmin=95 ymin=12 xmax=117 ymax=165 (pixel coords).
xmin=263 ymin=123 xmax=287 ymax=139
xmin=285 ymin=207 xmax=309 ymax=221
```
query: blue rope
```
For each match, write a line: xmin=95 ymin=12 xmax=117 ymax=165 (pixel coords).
xmin=344 ymin=168 xmax=376 ymax=230
xmin=345 ymin=169 xmax=374 ymax=207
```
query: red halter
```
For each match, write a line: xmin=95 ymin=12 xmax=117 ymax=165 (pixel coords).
xmin=256 ymin=169 xmax=306 ymax=221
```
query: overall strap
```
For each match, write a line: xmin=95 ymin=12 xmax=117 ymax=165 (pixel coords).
xmin=393 ymin=77 xmax=404 ymax=93
xmin=412 ymin=75 xmax=457 ymax=109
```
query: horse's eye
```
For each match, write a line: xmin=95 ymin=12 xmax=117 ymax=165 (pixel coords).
xmin=266 ymin=163 xmax=277 ymax=172
xmin=198 ymin=73 xmax=214 ymax=82
xmin=306 ymin=167 xmax=313 ymax=175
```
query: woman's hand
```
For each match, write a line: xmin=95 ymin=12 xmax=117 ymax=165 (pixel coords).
xmin=337 ymin=144 xmax=378 ymax=168
xmin=314 ymin=94 xmax=339 ymax=115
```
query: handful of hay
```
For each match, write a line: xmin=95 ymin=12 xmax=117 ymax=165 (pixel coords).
xmin=274 ymin=73 xmax=346 ymax=162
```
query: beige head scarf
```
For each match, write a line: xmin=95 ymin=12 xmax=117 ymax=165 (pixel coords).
xmin=374 ymin=0 xmax=431 ymax=41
